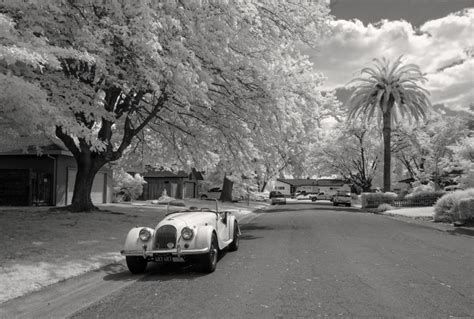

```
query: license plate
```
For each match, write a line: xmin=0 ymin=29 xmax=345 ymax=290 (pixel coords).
xmin=154 ymin=255 xmax=185 ymax=263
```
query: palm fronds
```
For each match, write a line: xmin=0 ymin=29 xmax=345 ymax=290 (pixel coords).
xmin=347 ymin=56 xmax=431 ymax=124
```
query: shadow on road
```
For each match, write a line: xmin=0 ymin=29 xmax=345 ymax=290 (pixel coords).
xmin=101 ymin=263 xmax=145 ymax=282
xmin=140 ymin=262 xmax=209 ymax=281
xmin=261 ymin=201 xmax=361 ymax=214
xmin=447 ymin=227 xmax=474 ymax=237
xmin=240 ymin=223 xmax=274 ymax=231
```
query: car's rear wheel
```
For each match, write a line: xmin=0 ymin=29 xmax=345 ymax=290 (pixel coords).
xmin=200 ymin=233 xmax=218 ymax=273
xmin=126 ymin=256 xmax=148 ymax=274
xmin=200 ymin=195 xmax=208 ymax=200
xmin=228 ymin=222 xmax=239 ymax=252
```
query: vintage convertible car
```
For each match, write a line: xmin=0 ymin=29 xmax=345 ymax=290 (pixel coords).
xmin=121 ymin=206 xmax=240 ymax=274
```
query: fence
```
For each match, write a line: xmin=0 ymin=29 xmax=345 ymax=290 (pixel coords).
xmin=391 ymin=197 xmax=440 ymax=207
xmin=364 ymin=194 xmax=443 ymax=208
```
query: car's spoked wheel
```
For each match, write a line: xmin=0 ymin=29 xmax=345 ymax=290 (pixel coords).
xmin=126 ymin=256 xmax=148 ymax=274
xmin=201 ymin=234 xmax=218 ymax=273
xmin=228 ymin=223 xmax=239 ymax=252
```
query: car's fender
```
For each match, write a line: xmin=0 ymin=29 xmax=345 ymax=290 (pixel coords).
xmin=193 ymin=225 xmax=215 ymax=250
xmin=122 ymin=227 xmax=155 ymax=252
xmin=228 ymin=214 xmax=239 ymax=237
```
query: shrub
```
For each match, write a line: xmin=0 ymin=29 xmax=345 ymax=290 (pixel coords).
xmin=410 ymin=183 xmax=435 ymax=195
xmin=404 ymin=190 xmax=446 ymax=206
xmin=361 ymin=192 xmax=398 ymax=208
xmin=374 ymin=203 xmax=394 ymax=213
xmin=434 ymin=188 xmax=474 ymax=222
xmin=458 ymin=198 xmax=474 ymax=221
xmin=113 ymin=169 xmax=147 ymax=202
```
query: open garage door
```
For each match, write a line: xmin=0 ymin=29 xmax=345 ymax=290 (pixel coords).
xmin=67 ymin=169 xmax=106 ymax=205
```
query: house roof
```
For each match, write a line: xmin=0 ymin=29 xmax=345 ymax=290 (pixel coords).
xmin=277 ymin=178 xmax=348 ymax=187
xmin=143 ymin=170 xmax=189 ymax=178
xmin=0 ymin=140 xmax=72 ymax=156
xmin=190 ymin=168 xmax=204 ymax=181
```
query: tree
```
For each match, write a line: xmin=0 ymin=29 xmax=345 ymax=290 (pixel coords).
xmin=0 ymin=1 xmax=332 ymax=210
xmin=347 ymin=56 xmax=431 ymax=191
xmin=314 ymin=122 xmax=381 ymax=192
xmin=449 ymin=135 xmax=474 ymax=189
xmin=392 ymin=113 xmax=470 ymax=188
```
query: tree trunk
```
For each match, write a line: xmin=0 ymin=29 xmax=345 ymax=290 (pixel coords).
xmin=382 ymin=109 xmax=392 ymax=192
xmin=69 ymin=154 xmax=104 ymax=212
xmin=220 ymin=176 xmax=234 ymax=202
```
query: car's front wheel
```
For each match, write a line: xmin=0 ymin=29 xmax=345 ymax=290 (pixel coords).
xmin=228 ymin=223 xmax=239 ymax=252
xmin=200 ymin=233 xmax=218 ymax=273
xmin=126 ymin=256 xmax=148 ymax=274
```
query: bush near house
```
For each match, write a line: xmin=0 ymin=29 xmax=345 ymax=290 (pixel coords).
xmin=434 ymin=188 xmax=474 ymax=223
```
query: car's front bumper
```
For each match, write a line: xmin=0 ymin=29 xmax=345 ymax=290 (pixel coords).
xmin=121 ymin=246 xmax=209 ymax=257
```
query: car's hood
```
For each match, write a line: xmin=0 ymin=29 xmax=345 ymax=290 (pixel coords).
xmin=156 ymin=211 xmax=216 ymax=230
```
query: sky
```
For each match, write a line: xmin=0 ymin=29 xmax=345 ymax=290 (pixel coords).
xmin=311 ymin=0 xmax=474 ymax=115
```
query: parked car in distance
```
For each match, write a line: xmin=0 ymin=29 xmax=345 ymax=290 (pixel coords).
xmin=121 ymin=206 xmax=240 ymax=274
xmin=333 ymin=192 xmax=352 ymax=207
xmin=200 ymin=187 xmax=222 ymax=200
xmin=271 ymin=193 xmax=286 ymax=205
xmin=200 ymin=187 xmax=242 ymax=202
xmin=311 ymin=192 xmax=333 ymax=201
xmin=296 ymin=191 xmax=311 ymax=200
xmin=269 ymin=191 xmax=283 ymax=199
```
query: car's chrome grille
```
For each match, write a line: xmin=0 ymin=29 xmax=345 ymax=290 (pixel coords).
xmin=154 ymin=225 xmax=177 ymax=249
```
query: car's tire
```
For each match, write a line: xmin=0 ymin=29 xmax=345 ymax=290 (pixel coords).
xmin=333 ymin=202 xmax=337 ymax=206
xmin=200 ymin=195 xmax=208 ymax=200
xmin=126 ymin=256 xmax=147 ymax=274
xmin=347 ymin=204 xmax=351 ymax=207
xmin=228 ymin=222 xmax=239 ymax=252
xmin=201 ymin=233 xmax=218 ymax=273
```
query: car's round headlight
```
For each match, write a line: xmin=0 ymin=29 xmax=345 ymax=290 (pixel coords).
xmin=139 ymin=228 xmax=151 ymax=241
xmin=181 ymin=227 xmax=194 ymax=240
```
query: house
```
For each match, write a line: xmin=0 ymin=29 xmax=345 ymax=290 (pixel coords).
xmin=0 ymin=144 xmax=112 ymax=206
xmin=139 ymin=168 xmax=204 ymax=200
xmin=274 ymin=178 xmax=351 ymax=196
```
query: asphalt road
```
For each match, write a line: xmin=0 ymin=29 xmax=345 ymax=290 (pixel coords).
xmin=65 ymin=202 xmax=473 ymax=318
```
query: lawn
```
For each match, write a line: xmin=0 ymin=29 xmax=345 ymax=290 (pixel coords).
xmin=0 ymin=200 xmax=263 ymax=303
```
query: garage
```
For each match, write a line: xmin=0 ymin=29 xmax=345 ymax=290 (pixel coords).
xmin=0 ymin=169 xmax=30 ymax=206
xmin=67 ymin=169 xmax=106 ymax=205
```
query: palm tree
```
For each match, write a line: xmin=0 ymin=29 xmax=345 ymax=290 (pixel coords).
xmin=347 ymin=56 xmax=431 ymax=192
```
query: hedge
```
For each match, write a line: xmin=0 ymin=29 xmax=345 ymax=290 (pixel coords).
xmin=434 ymin=188 xmax=474 ymax=222
xmin=361 ymin=192 xmax=398 ymax=208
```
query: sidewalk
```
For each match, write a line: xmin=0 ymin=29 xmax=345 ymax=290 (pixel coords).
xmin=380 ymin=206 xmax=474 ymax=236
xmin=0 ymin=199 xmax=268 ymax=304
